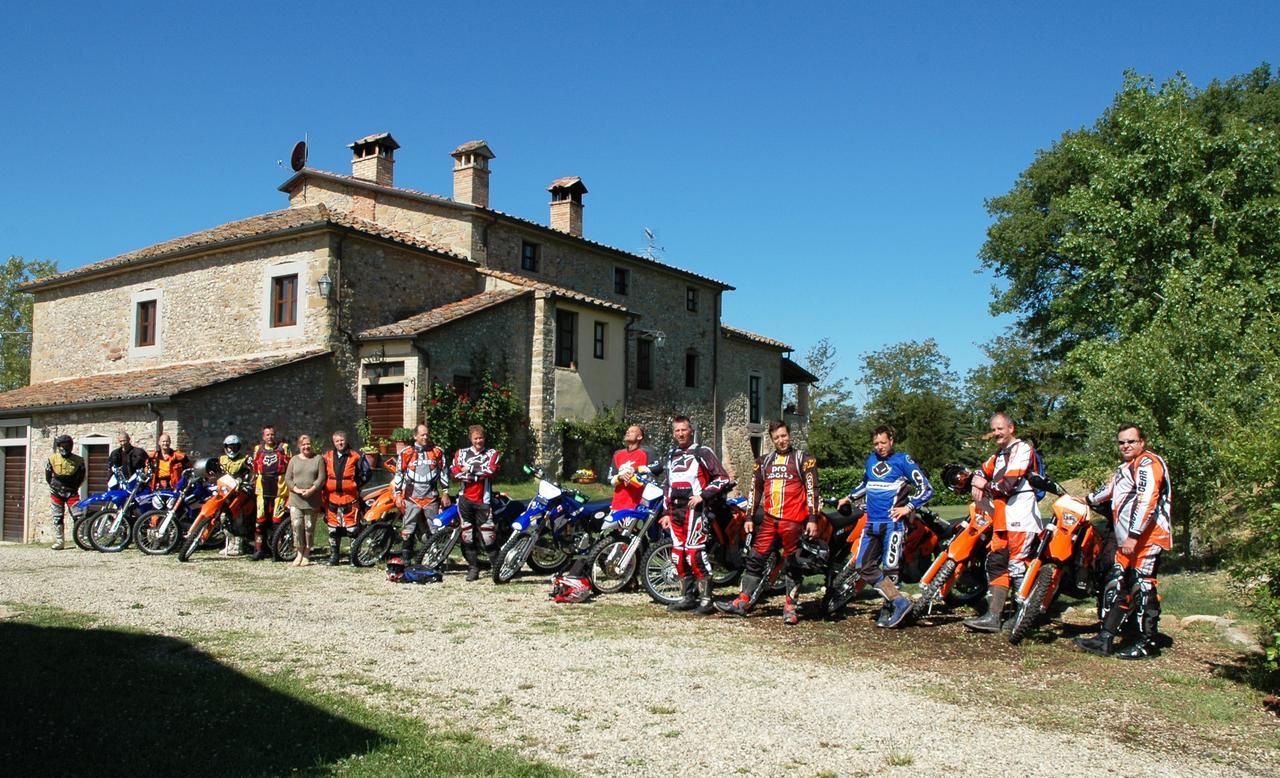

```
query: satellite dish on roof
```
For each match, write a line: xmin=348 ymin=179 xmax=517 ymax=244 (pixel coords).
xmin=290 ymin=140 xmax=308 ymax=172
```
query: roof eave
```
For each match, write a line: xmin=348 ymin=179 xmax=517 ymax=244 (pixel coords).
xmin=5 ymin=394 xmax=173 ymax=415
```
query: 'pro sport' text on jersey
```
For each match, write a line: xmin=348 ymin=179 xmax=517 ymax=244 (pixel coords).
xmin=751 ymin=449 xmax=818 ymax=522
xmin=847 ymin=451 xmax=933 ymax=525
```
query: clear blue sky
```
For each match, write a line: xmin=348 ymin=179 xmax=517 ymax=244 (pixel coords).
xmin=2 ymin=1 xmax=1276 ymax=401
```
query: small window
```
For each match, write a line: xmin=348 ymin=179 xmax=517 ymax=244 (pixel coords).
xmin=271 ymin=274 xmax=298 ymax=328
xmin=749 ymin=375 xmax=762 ymax=424
xmin=593 ymin=321 xmax=606 ymax=359
xmin=453 ymin=374 xmax=474 ymax=400
xmin=686 ymin=286 xmax=698 ymax=312
xmin=685 ymin=352 xmax=699 ymax=388
xmin=135 ymin=300 xmax=157 ymax=347
xmin=556 ymin=310 xmax=578 ymax=368
xmin=749 ymin=435 xmax=762 ymax=458
xmin=614 ymin=267 xmax=630 ymax=295
xmin=637 ymin=338 xmax=653 ymax=390
xmin=521 ymin=241 xmax=539 ymax=272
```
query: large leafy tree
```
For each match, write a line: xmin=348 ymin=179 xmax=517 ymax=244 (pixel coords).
xmin=800 ymin=338 xmax=865 ymax=467
xmin=860 ymin=339 xmax=963 ymax=476
xmin=0 ymin=256 xmax=58 ymax=392
xmin=964 ymin=330 xmax=1073 ymax=454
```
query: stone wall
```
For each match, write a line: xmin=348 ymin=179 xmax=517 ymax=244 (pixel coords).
xmin=339 ymin=236 xmax=480 ymax=334
xmin=291 ymin=179 xmax=477 ymax=259
xmin=30 ymin=233 xmax=332 ymax=382
xmin=716 ymin=335 xmax=785 ymax=485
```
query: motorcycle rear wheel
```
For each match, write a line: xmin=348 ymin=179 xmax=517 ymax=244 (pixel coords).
xmin=587 ymin=535 xmax=639 ymax=594
xmin=1008 ymin=565 xmax=1055 ymax=644
xmin=178 ymin=516 xmax=212 ymax=562
xmin=133 ymin=508 xmax=181 ymax=555
xmin=272 ymin=520 xmax=297 ymax=563
xmin=493 ymin=533 xmax=533 ymax=584
xmin=745 ymin=551 xmax=780 ymax=609
xmin=823 ymin=559 xmax=861 ymax=616
xmin=350 ymin=522 xmax=395 ymax=568
xmin=88 ymin=507 xmax=132 ymax=553
xmin=73 ymin=510 xmax=99 ymax=551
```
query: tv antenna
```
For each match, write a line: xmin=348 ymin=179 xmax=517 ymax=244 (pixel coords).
xmin=641 ymin=227 xmax=664 ymax=260
xmin=278 ymin=134 xmax=309 ymax=170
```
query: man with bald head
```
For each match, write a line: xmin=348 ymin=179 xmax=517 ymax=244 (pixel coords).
xmin=963 ymin=413 xmax=1044 ymax=632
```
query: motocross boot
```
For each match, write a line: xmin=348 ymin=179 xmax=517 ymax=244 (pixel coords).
xmin=251 ymin=523 xmax=271 ymax=561
xmin=694 ymin=578 xmax=716 ymax=615
xmin=782 ymin=597 xmax=799 ymax=625
xmin=1074 ymin=631 xmax=1115 ymax=656
xmin=327 ymin=535 xmax=342 ymax=566
xmin=715 ymin=574 xmax=761 ymax=616
xmin=1115 ymin=583 xmax=1160 ymax=659
xmin=668 ymin=577 xmax=697 ymax=612
xmin=51 ymin=525 xmax=65 ymax=551
xmin=882 ymin=596 xmax=912 ymax=629
xmin=963 ymin=585 xmax=1008 ymax=633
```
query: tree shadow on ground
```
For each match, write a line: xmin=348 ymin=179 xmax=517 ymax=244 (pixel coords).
xmin=0 ymin=621 xmax=386 ymax=777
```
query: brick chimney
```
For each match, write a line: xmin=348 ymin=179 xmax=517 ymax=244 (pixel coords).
xmin=548 ymin=177 xmax=587 ymax=237
xmin=348 ymin=133 xmax=399 ymax=187
xmin=451 ymin=140 xmax=495 ymax=208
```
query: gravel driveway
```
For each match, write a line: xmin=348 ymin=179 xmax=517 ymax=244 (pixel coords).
xmin=0 ymin=546 xmax=1248 ymax=777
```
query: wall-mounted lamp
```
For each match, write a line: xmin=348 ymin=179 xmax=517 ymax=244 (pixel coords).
xmin=317 ymin=273 xmax=334 ymax=299
xmin=639 ymin=329 xmax=667 ymax=347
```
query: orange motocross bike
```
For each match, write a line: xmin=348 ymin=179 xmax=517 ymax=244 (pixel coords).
xmin=1004 ymin=474 xmax=1104 ymax=644
xmin=177 ymin=458 xmax=258 ymax=562
xmin=910 ymin=465 xmax=993 ymax=620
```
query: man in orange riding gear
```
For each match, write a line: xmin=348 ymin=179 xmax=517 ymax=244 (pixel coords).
xmin=322 ymin=430 xmax=371 ymax=565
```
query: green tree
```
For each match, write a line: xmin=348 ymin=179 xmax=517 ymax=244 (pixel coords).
xmin=800 ymin=338 xmax=865 ymax=467
xmin=0 ymin=255 xmax=57 ymax=391
xmin=964 ymin=330 xmax=1075 ymax=454
xmin=860 ymin=339 xmax=963 ymax=476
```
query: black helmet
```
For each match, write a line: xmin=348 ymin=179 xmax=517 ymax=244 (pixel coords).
xmin=791 ymin=537 xmax=830 ymax=575
xmin=54 ymin=434 xmax=73 ymax=453
xmin=941 ymin=464 xmax=972 ymax=495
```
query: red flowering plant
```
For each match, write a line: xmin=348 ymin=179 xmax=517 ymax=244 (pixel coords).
xmin=423 ymin=370 xmax=525 ymax=457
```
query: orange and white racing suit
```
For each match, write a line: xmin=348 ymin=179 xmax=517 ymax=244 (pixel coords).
xmin=978 ymin=438 xmax=1043 ymax=590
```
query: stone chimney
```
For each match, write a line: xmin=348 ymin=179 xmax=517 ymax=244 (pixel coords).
xmin=548 ymin=177 xmax=587 ymax=237
xmin=451 ymin=141 xmax=495 ymax=208
xmin=347 ymin=133 xmax=399 ymax=187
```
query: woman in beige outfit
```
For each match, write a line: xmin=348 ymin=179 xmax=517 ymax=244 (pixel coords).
xmin=284 ymin=435 xmax=326 ymax=566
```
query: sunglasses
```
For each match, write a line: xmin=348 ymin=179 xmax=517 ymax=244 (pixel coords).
xmin=1116 ymin=439 xmax=1140 ymax=445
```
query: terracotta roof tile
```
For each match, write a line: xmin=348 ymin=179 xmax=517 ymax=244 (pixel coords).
xmin=22 ymin=204 xmax=471 ymax=292
xmin=0 ymin=350 xmax=329 ymax=413
xmin=477 ymin=268 xmax=628 ymax=313
xmin=722 ymin=324 xmax=791 ymax=351
xmin=451 ymin=140 xmax=494 ymax=158
xmin=349 ymin=132 xmax=399 ymax=149
xmin=358 ymin=288 xmax=529 ymax=340
xmin=277 ymin=169 xmax=733 ymax=290
xmin=548 ymin=176 xmax=587 ymax=194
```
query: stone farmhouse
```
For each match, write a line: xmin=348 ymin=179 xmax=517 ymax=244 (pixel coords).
xmin=0 ymin=134 xmax=814 ymax=543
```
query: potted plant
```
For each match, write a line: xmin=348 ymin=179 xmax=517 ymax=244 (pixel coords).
xmin=355 ymin=418 xmax=379 ymax=468
xmin=377 ymin=437 xmax=394 ymax=455
xmin=390 ymin=427 xmax=414 ymax=453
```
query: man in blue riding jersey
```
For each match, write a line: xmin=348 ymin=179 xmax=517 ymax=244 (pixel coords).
xmin=837 ymin=425 xmax=934 ymax=628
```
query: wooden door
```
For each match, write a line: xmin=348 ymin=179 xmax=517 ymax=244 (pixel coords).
xmin=85 ymin=444 xmax=110 ymax=494
xmin=365 ymin=385 xmax=404 ymax=440
xmin=2 ymin=445 xmax=27 ymax=542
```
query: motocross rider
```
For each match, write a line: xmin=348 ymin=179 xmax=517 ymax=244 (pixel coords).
xmin=552 ymin=423 xmax=662 ymax=603
xmin=218 ymin=435 xmax=252 ymax=557
xmin=718 ymin=419 xmax=819 ymax=625
xmin=107 ymin=431 xmax=149 ymax=485
xmin=249 ymin=425 xmax=292 ymax=561
xmin=322 ymin=430 xmax=372 ymax=565
xmin=963 ymin=413 xmax=1044 ymax=633
xmin=837 ymin=425 xmax=932 ymax=629
xmin=450 ymin=425 xmax=501 ymax=582
xmin=45 ymin=434 xmax=85 ymax=550
xmin=660 ymin=416 xmax=731 ymax=615
xmin=394 ymin=423 xmax=450 ymax=562
xmin=149 ymin=433 xmax=190 ymax=490
xmin=1075 ymin=423 xmax=1173 ymax=659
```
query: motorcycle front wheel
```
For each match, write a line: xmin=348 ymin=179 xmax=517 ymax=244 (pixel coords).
xmin=822 ymin=559 xmax=862 ymax=616
xmin=1008 ymin=565 xmax=1055 ymax=644
xmin=493 ymin=533 xmax=533 ymax=584
xmin=178 ymin=516 xmax=213 ymax=562
xmin=133 ymin=508 xmax=181 ymax=555
xmin=587 ymin=535 xmax=640 ymax=594
xmin=88 ymin=507 xmax=132 ymax=553
xmin=350 ymin=522 xmax=395 ymax=567
xmin=73 ymin=509 xmax=100 ymax=551
xmin=641 ymin=541 xmax=682 ymax=606
xmin=417 ymin=525 xmax=460 ymax=569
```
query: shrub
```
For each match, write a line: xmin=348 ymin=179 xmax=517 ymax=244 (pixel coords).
xmin=423 ymin=370 xmax=525 ymax=463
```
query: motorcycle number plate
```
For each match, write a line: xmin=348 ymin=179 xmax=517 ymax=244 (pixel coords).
xmin=537 ymin=480 xmax=562 ymax=501
xmin=641 ymin=483 xmax=663 ymax=501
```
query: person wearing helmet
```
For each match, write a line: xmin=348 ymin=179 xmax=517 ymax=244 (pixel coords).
xmin=836 ymin=426 xmax=932 ymax=629
xmin=248 ymin=425 xmax=292 ymax=561
xmin=717 ymin=419 xmax=818 ymax=624
xmin=661 ymin=416 xmax=731 ymax=614
xmin=963 ymin=413 xmax=1045 ymax=633
xmin=218 ymin=434 xmax=251 ymax=556
xmin=149 ymin=433 xmax=190 ymax=490
xmin=45 ymin=434 xmax=85 ymax=550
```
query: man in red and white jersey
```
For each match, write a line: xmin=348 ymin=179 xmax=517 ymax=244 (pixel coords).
xmin=1076 ymin=423 xmax=1173 ymax=659
xmin=451 ymin=424 xmax=501 ymax=581
xmin=660 ymin=416 xmax=730 ymax=614
xmin=963 ymin=412 xmax=1044 ymax=632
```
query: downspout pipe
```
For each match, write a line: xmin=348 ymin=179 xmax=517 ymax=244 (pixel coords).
xmin=146 ymin=402 xmax=163 ymax=447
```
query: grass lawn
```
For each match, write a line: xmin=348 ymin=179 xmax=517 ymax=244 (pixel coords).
xmin=493 ymin=479 xmax=613 ymax=503
xmin=0 ymin=604 xmax=571 ymax=778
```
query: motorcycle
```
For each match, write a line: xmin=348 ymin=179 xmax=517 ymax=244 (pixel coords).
xmin=86 ymin=465 xmax=163 ymax=553
xmin=415 ymin=493 xmax=524 ymax=571
xmin=132 ymin=467 xmax=215 ymax=555
xmin=910 ymin=501 xmax=994 ymax=619
xmin=176 ymin=458 xmax=257 ymax=562
xmin=583 ymin=474 xmax=667 ymax=594
xmin=1005 ymin=475 xmax=1104 ymax=643
xmin=640 ymin=488 xmax=755 ymax=607
xmin=821 ymin=500 xmax=964 ymax=617
xmin=71 ymin=470 xmax=151 ymax=551
xmin=492 ymin=465 xmax=605 ymax=584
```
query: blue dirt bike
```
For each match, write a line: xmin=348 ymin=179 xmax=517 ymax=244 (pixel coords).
xmin=84 ymin=467 xmax=177 ymax=553
xmin=131 ymin=467 xmax=215 ymax=555
xmin=583 ymin=474 xmax=667 ymax=594
xmin=492 ymin=466 xmax=610 ymax=584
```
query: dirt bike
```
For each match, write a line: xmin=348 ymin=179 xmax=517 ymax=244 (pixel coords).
xmin=86 ymin=465 xmax=161 ymax=553
xmin=583 ymin=474 xmax=667 ymax=594
xmin=71 ymin=469 xmax=151 ymax=551
xmin=821 ymin=499 xmax=963 ymax=617
xmin=640 ymin=489 xmax=757 ymax=606
xmin=415 ymin=493 xmax=524 ymax=571
xmin=910 ymin=501 xmax=994 ymax=619
xmin=492 ymin=465 xmax=606 ymax=584
xmin=1005 ymin=475 xmax=1104 ymax=643
xmin=132 ymin=468 xmax=214 ymax=555
xmin=177 ymin=459 xmax=257 ymax=562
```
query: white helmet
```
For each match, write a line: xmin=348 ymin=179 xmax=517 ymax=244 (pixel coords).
xmin=222 ymin=434 xmax=242 ymax=456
